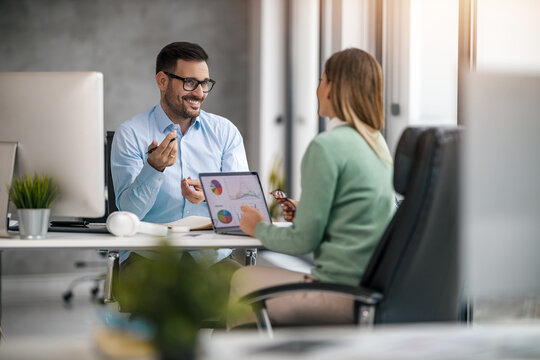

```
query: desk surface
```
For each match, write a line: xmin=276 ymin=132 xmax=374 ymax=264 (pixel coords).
xmin=204 ymin=323 xmax=540 ymax=360
xmin=1 ymin=323 xmax=540 ymax=360
xmin=0 ymin=231 xmax=263 ymax=250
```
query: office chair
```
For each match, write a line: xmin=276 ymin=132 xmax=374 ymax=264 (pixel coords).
xmin=62 ymin=254 xmax=107 ymax=303
xmin=102 ymin=131 xmax=120 ymax=303
xmin=241 ymin=127 xmax=463 ymax=334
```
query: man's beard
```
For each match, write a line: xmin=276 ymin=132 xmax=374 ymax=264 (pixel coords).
xmin=164 ymin=89 xmax=203 ymax=119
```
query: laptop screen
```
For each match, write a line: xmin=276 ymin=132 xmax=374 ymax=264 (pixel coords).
xmin=199 ymin=172 xmax=272 ymax=230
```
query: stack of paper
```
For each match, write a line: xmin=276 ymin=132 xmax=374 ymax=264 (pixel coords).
xmin=166 ymin=216 xmax=213 ymax=230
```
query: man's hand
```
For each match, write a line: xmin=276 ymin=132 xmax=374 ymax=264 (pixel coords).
xmin=239 ymin=205 xmax=265 ymax=237
xmin=181 ymin=177 xmax=205 ymax=204
xmin=276 ymin=198 xmax=298 ymax=222
xmin=147 ymin=130 xmax=178 ymax=172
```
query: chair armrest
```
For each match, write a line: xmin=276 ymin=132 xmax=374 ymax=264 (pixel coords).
xmin=240 ymin=282 xmax=383 ymax=306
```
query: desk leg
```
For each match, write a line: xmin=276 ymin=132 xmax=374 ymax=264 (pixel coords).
xmin=245 ymin=248 xmax=257 ymax=266
xmin=103 ymin=251 xmax=119 ymax=304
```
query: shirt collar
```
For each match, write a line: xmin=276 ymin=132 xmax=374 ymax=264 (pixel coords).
xmin=327 ymin=117 xmax=348 ymax=131
xmin=155 ymin=103 xmax=175 ymax=133
xmin=155 ymin=103 xmax=202 ymax=133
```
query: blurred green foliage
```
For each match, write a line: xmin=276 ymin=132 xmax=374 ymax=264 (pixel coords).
xmin=268 ymin=155 xmax=286 ymax=221
xmin=118 ymin=243 xmax=241 ymax=358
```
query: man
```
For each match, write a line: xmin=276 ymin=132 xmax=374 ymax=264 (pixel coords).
xmin=111 ymin=41 xmax=249 ymax=271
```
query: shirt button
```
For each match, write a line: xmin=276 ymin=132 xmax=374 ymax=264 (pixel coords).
xmin=186 ymin=211 xmax=190 ymax=214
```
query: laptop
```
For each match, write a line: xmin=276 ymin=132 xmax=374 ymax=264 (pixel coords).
xmin=199 ymin=172 xmax=272 ymax=235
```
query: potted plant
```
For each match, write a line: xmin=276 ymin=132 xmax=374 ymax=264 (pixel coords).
xmin=7 ymin=173 xmax=57 ymax=239
xmin=118 ymin=243 xmax=243 ymax=360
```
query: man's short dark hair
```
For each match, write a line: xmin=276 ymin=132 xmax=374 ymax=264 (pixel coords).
xmin=155 ymin=42 xmax=209 ymax=74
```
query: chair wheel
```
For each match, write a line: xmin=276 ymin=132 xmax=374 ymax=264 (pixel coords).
xmin=62 ymin=291 xmax=73 ymax=303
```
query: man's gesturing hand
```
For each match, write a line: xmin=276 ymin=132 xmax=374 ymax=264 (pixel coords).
xmin=181 ymin=177 xmax=205 ymax=204
xmin=147 ymin=130 xmax=178 ymax=172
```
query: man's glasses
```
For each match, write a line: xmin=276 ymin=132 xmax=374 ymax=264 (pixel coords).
xmin=163 ymin=71 xmax=216 ymax=93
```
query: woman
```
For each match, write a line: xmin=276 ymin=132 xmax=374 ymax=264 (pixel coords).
xmin=229 ymin=48 xmax=395 ymax=327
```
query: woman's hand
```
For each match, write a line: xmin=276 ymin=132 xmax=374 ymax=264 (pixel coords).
xmin=240 ymin=205 xmax=265 ymax=236
xmin=181 ymin=177 xmax=205 ymax=204
xmin=276 ymin=198 xmax=298 ymax=222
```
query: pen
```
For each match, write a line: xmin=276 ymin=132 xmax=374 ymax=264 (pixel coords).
xmin=147 ymin=136 xmax=177 ymax=155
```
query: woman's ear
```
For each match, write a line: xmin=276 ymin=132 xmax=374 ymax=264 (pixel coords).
xmin=325 ymin=81 xmax=332 ymax=100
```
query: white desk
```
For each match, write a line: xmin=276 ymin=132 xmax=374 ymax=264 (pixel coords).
xmin=204 ymin=323 xmax=540 ymax=360
xmin=0 ymin=231 xmax=263 ymax=250
xmin=2 ymin=323 xmax=540 ymax=359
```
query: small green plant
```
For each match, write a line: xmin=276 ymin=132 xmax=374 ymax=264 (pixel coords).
xmin=7 ymin=173 xmax=57 ymax=209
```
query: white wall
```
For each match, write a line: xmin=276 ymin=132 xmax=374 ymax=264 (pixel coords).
xmin=248 ymin=0 xmax=286 ymax=195
xmin=409 ymin=0 xmax=458 ymax=126
xmin=476 ymin=0 xmax=540 ymax=74
xmin=383 ymin=0 xmax=411 ymax=156
xmin=384 ymin=0 xmax=459 ymax=155
xmin=249 ymin=0 xmax=320 ymax=199
xmin=290 ymin=0 xmax=320 ymax=198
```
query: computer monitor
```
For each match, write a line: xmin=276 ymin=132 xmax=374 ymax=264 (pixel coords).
xmin=0 ymin=72 xmax=105 ymax=234
xmin=461 ymin=72 xmax=540 ymax=300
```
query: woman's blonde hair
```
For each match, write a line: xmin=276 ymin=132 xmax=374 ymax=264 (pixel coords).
xmin=324 ymin=48 xmax=391 ymax=164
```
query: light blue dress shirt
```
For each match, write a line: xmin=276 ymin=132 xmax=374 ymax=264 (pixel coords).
xmin=111 ymin=103 xmax=249 ymax=263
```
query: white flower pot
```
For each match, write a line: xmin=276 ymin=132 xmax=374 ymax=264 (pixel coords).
xmin=17 ymin=208 xmax=51 ymax=239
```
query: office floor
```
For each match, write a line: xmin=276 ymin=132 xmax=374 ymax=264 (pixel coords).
xmin=1 ymin=272 xmax=104 ymax=338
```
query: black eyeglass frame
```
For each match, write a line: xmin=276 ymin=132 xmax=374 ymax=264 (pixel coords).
xmin=163 ymin=71 xmax=216 ymax=93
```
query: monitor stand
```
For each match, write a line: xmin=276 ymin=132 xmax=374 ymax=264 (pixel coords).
xmin=0 ymin=142 xmax=17 ymax=238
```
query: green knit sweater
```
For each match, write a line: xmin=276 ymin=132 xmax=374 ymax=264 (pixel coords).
xmin=255 ymin=125 xmax=395 ymax=286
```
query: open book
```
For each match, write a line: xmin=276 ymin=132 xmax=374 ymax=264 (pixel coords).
xmin=165 ymin=216 xmax=213 ymax=230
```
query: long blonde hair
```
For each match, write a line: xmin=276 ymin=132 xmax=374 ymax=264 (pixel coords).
xmin=324 ymin=48 xmax=392 ymax=165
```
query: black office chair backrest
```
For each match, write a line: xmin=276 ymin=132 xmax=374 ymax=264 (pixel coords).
xmin=106 ymin=131 xmax=118 ymax=214
xmin=361 ymin=127 xmax=462 ymax=324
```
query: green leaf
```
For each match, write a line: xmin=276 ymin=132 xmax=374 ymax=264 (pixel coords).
xmin=6 ymin=172 xmax=57 ymax=209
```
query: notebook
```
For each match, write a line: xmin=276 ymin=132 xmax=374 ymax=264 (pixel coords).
xmin=199 ymin=172 xmax=272 ymax=235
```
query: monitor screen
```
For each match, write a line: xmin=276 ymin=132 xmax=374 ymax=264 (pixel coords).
xmin=0 ymin=72 xmax=105 ymax=220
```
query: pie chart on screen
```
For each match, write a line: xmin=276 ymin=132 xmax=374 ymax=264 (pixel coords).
xmin=217 ymin=209 xmax=233 ymax=224
xmin=210 ymin=180 xmax=223 ymax=195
